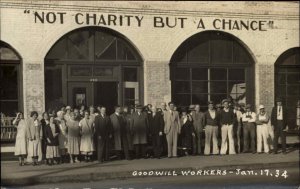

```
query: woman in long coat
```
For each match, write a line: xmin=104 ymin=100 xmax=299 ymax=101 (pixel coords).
xmin=26 ymin=111 xmax=42 ymax=166
xmin=55 ymin=110 xmax=68 ymax=163
xmin=67 ymin=112 xmax=80 ymax=163
xmin=180 ymin=108 xmax=195 ymax=156
xmin=79 ymin=110 xmax=95 ymax=162
xmin=45 ymin=115 xmax=60 ymax=165
xmin=13 ymin=112 xmax=27 ymax=166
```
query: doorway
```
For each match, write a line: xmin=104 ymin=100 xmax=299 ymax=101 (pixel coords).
xmin=94 ymin=82 xmax=118 ymax=115
xmin=68 ymin=81 xmax=118 ymax=115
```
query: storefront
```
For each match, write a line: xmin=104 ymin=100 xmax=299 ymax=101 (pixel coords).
xmin=0 ymin=1 xmax=299 ymax=152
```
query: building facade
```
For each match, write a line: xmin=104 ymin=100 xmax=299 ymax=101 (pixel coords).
xmin=1 ymin=1 xmax=299 ymax=139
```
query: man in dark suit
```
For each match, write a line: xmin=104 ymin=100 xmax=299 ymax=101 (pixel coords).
xmin=271 ymin=97 xmax=288 ymax=154
xmin=130 ymin=105 xmax=149 ymax=159
xmin=148 ymin=106 xmax=164 ymax=159
xmin=94 ymin=106 xmax=112 ymax=163
xmin=110 ymin=105 xmax=130 ymax=160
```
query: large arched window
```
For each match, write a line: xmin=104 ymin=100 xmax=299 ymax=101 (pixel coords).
xmin=45 ymin=27 xmax=143 ymax=114
xmin=170 ymin=31 xmax=254 ymax=109
xmin=0 ymin=41 xmax=22 ymax=117
xmin=275 ymin=47 xmax=300 ymax=129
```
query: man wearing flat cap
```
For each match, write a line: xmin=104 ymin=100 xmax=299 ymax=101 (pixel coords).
xmin=189 ymin=104 xmax=205 ymax=155
xmin=130 ymin=105 xmax=149 ymax=159
xmin=271 ymin=97 xmax=287 ymax=154
xmin=241 ymin=104 xmax=257 ymax=153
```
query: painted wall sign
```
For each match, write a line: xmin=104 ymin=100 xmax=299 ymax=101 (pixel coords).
xmin=24 ymin=10 xmax=274 ymax=31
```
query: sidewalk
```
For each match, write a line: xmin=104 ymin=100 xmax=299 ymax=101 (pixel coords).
xmin=1 ymin=149 xmax=299 ymax=186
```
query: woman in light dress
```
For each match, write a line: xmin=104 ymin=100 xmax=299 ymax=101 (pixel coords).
xmin=67 ymin=112 xmax=81 ymax=163
xmin=45 ymin=115 xmax=60 ymax=165
xmin=56 ymin=110 xmax=68 ymax=163
xmin=79 ymin=111 xmax=95 ymax=162
xmin=26 ymin=111 xmax=42 ymax=166
xmin=13 ymin=112 xmax=27 ymax=166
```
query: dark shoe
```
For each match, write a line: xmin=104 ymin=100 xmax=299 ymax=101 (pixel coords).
xmin=273 ymin=151 xmax=278 ymax=154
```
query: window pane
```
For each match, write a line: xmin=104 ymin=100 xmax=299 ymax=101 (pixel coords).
xmin=123 ymin=67 xmax=137 ymax=82
xmin=94 ymin=67 xmax=113 ymax=76
xmin=68 ymin=31 xmax=91 ymax=60
xmin=210 ymin=81 xmax=227 ymax=93
xmin=117 ymin=40 xmax=136 ymax=61
xmin=287 ymin=85 xmax=299 ymax=96
xmin=210 ymin=94 xmax=227 ymax=104
xmin=234 ymin=42 xmax=252 ymax=64
xmin=96 ymin=40 xmax=117 ymax=60
xmin=70 ymin=66 xmax=92 ymax=76
xmin=173 ymin=94 xmax=191 ymax=107
xmin=95 ymin=31 xmax=116 ymax=60
xmin=228 ymin=81 xmax=246 ymax=94
xmin=210 ymin=68 xmax=227 ymax=80
xmin=277 ymin=73 xmax=286 ymax=84
xmin=174 ymin=81 xmax=190 ymax=93
xmin=188 ymin=39 xmax=209 ymax=63
xmin=228 ymin=69 xmax=245 ymax=80
xmin=0 ymin=47 xmax=20 ymax=60
xmin=286 ymin=73 xmax=300 ymax=84
xmin=46 ymin=39 xmax=67 ymax=60
xmin=0 ymin=65 xmax=18 ymax=100
xmin=211 ymin=39 xmax=233 ymax=64
xmin=277 ymin=86 xmax=286 ymax=97
xmin=192 ymin=94 xmax=208 ymax=105
xmin=73 ymin=88 xmax=86 ymax=107
xmin=192 ymin=68 xmax=208 ymax=80
xmin=175 ymin=68 xmax=190 ymax=80
xmin=192 ymin=81 xmax=208 ymax=93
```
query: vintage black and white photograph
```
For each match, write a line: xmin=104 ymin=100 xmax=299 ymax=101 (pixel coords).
xmin=0 ymin=1 xmax=299 ymax=189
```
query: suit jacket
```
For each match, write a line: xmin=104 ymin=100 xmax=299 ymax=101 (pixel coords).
xmin=148 ymin=113 xmax=164 ymax=135
xmin=271 ymin=106 xmax=288 ymax=130
xmin=94 ymin=114 xmax=112 ymax=138
xmin=26 ymin=118 xmax=42 ymax=140
xmin=163 ymin=110 xmax=181 ymax=135
xmin=190 ymin=111 xmax=205 ymax=133
xmin=110 ymin=113 xmax=127 ymax=150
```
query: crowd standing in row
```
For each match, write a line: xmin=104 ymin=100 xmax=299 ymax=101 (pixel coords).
xmin=13 ymin=97 xmax=292 ymax=166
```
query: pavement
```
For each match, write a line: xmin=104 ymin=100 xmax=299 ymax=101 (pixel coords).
xmin=1 ymin=147 xmax=299 ymax=187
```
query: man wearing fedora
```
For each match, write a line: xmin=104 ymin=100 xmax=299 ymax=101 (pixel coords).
xmin=130 ymin=105 xmax=149 ymax=159
xmin=164 ymin=102 xmax=181 ymax=158
xmin=271 ymin=97 xmax=288 ymax=154
xmin=241 ymin=104 xmax=257 ymax=153
xmin=220 ymin=99 xmax=236 ymax=155
xmin=190 ymin=104 xmax=205 ymax=155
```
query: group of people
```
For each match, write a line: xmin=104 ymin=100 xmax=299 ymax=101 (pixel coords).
xmin=13 ymin=97 xmax=290 ymax=166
